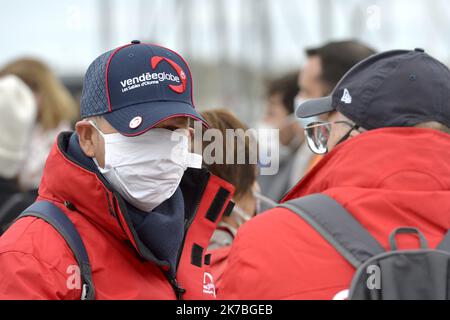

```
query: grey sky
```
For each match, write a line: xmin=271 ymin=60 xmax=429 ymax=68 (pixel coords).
xmin=1 ymin=0 xmax=450 ymax=76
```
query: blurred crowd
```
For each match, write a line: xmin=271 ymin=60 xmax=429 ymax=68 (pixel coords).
xmin=0 ymin=59 xmax=78 ymax=232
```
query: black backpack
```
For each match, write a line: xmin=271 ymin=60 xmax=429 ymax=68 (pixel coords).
xmin=13 ymin=201 xmax=95 ymax=300
xmin=279 ymin=193 xmax=450 ymax=300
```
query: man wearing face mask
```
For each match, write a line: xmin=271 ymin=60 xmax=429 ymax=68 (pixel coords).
xmin=0 ymin=41 xmax=235 ymax=300
xmin=219 ymin=49 xmax=450 ymax=299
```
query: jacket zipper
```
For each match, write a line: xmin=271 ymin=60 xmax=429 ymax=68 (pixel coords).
xmin=165 ymin=172 xmax=211 ymax=300
xmin=163 ymin=271 xmax=186 ymax=300
xmin=175 ymin=172 xmax=211 ymax=272
xmin=112 ymin=191 xmax=186 ymax=299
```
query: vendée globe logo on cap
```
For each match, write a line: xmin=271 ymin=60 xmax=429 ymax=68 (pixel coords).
xmin=119 ymin=56 xmax=187 ymax=94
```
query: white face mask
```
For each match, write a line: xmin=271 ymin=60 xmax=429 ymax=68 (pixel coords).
xmin=90 ymin=121 xmax=202 ymax=212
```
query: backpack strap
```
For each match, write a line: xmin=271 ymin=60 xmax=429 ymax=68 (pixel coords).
xmin=437 ymin=230 xmax=450 ymax=252
xmin=279 ymin=193 xmax=385 ymax=268
xmin=18 ymin=201 xmax=95 ymax=300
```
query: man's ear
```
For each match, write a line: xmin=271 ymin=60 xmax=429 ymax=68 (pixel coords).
xmin=75 ymin=121 xmax=96 ymax=157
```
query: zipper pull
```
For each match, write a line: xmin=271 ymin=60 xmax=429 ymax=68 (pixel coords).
xmin=169 ymin=278 xmax=186 ymax=300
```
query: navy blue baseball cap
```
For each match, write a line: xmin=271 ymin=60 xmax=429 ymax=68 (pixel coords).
xmin=80 ymin=40 xmax=207 ymax=136
xmin=296 ymin=48 xmax=450 ymax=130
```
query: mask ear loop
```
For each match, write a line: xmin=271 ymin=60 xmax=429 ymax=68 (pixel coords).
xmin=87 ymin=120 xmax=110 ymax=172
xmin=88 ymin=120 xmax=106 ymax=138
xmin=335 ymin=124 xmax=360 ymax=147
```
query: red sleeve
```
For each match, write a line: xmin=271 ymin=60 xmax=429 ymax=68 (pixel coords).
xmin=0 ymin=251 xmax=80 ymax=300
xmin=216 ymin=226 xmax=265 ymax=300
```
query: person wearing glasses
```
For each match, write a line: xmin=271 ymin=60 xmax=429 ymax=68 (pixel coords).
xmin=218 ymin=49 xmax=450 ymax=299
xmin=290 ymin=41 xmax=376 ymax=183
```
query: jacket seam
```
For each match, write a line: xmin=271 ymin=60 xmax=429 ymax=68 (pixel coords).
xmin=1 ymin=218 xmax=78 ymax=279
xmin=374 ymin=168 xmax=446 ymax=190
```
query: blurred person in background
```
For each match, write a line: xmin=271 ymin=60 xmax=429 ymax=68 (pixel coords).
xmin=200 ymin=109 xmax=259 ymax=250
xmin=290 ymin=40 xmax=376 ymax=185
xmin=257 ymin=72 xmax=304 ymax=202
xmin=257 ymin=41 xmax=375 ymax=203
xmin=199 ymin=109 xmax=258 ymax=293
xmin=297 ymin=40 xmax=376 ymax=104
xmin=218 ymin=49 xmax=450 ymax=300
xmin=0 ymin=76 xmax=36 ymax=233
xmin=0 ymin=58 xmax=78 ymax=195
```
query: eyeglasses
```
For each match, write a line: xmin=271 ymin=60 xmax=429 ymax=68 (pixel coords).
xmin=304 ymin=120 xmax=358 ymax=155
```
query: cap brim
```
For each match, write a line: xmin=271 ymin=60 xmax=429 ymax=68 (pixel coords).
xmin=104 ymin=101 xmax=208 ymax=136
xmin=295 ymin=96 xmax=334 ymax=118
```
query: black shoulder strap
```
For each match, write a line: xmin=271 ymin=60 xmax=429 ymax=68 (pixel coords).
xmin=18 ymin=201 xmax=95 ymax=300
xmin=279 ymin=193 xmax=385 ymax=268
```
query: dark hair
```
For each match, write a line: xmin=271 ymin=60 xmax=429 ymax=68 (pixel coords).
xmin=306 ymin=40 xmax=376 ymax=92
xmin=267 ymin=72 xmax=300 ymax=114
xmin=199 ymin=109 xmax=257 ymax=202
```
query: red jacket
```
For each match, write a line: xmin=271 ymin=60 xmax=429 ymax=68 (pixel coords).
xmin=217 ymin=128 xmax=450 ymax=299
xmin=0 ymin=133 xmax=234 ymax=300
